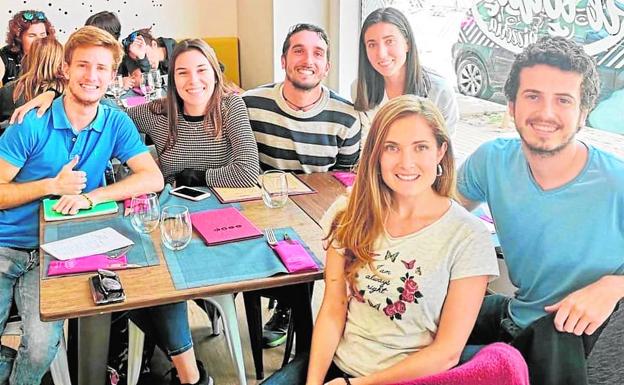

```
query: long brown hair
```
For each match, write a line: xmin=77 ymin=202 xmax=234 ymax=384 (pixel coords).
xmin=328 ymin=95 xmax=456 ymax=288
xmin=12 ymin=37 xmax=65 ymax=103
xmin=156 ymin=39 xmax=225 ymax=152
xmin=354 ymin=7 xmax=430 ymax=111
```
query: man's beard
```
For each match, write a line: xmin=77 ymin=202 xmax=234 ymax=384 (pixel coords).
xmin=517 ymin=124 xmax=577 ymax=158
xmin=286 ymin=73 xmax=321 ymax=91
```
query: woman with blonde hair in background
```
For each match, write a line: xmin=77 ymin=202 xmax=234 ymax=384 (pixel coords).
xmin=263 ymin=95 xmax=498 ymax=385
xmin=0 ymin=37 xmax=64 ymax=124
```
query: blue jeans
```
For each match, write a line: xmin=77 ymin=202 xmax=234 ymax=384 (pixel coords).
xmin=129 ymin=301 xmax=193 ymax=356
xmin=261 ymin=353 xmax=350 ymax=385
xmin=0 ymin=247 xmax=64 ymax=385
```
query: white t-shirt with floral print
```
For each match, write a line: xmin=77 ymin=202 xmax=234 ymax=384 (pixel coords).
xmin=332 ymin=201 xmax=499 ymax=376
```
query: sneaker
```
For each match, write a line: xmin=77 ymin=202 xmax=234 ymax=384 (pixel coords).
xmin=169 ymin=360 xmax=214 ymax=385
xmin=262 ymin=306 xmax=291 ymax=348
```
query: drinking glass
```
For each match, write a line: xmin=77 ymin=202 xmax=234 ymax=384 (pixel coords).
xmin=160 ymin=205 xmax=192 ymax=251
xmin=260 ymin=170 xmax=288 ymax=208
xmin=130 ymin=192 xmax=160 ymax=233
xmin=140 ymin=72 xmax=155 ymax=101
xmin=108 ymin=75 xmax=124 ymax=106
xmin=150 ymin=69 xmax=163 ymax=98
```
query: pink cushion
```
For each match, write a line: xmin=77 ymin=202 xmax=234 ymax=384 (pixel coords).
xmin=391 ymin=343 xmax=529 ymax=385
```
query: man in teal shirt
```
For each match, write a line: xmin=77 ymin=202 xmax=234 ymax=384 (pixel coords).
xmin=0 ymin=26 xmax=163 ymax=384
xmin=458 ymin=36 xmax=624 ymax=385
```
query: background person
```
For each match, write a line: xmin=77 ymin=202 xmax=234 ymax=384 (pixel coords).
xmin=0 ymin=37 xmax=65 ymax=123
xmin=353 ymin=7 xmax=458 ymax=145
xmin=263 ymin=96 xmax=498 ymax=385
xmin=85 ymin=11 xmax=137 ymax=89
xmin=0 ymin=10 xmax=55 ymax=85
xmin=123 ymin=27 xmax=176 ymax=77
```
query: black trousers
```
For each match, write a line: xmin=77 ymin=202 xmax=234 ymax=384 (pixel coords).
xmin=467 ymin=294 xmax=621 ymax=385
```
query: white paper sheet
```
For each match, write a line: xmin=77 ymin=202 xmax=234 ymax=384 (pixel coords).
xmin=41 ymin=227 xmax=134 ymax=260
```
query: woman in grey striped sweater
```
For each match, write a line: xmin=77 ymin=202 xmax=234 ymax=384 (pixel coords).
xmin=127 ymin=38 xmax=259 ymax=189
xmin=126 ymin=39 xmax=259 ymax=385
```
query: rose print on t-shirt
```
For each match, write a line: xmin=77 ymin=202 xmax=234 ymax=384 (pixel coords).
xmin=381 ymin=271 xmax=424 ymax=320
xmin=349 ymin=249 xmax=425 ymax=321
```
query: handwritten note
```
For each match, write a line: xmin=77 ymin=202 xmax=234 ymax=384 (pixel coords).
xmin=41 ymin=227 xmax=134 ymax=260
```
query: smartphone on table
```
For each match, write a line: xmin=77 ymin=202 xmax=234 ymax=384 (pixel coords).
xmin=170 ymin=186 xmax=211 ymax=201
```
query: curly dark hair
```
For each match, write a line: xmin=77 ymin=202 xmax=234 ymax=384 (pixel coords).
xmin=5 ymin=10 xmax=56 ymax=54
xmin=504 ymin=36 xmax=600 ymax=111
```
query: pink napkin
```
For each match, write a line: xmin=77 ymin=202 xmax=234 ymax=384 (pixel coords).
xmin=48 ymin=254 xmax=129 ymax=276
xmin=272 ymin=240 xmax=319 ymax=273
xmin=331 ymin=171 xmax=356 ymax=187
xmin=124 ymin=195 xmax=147 ymax=212
xmin=124 ymin=96 xmax=147 ymax=107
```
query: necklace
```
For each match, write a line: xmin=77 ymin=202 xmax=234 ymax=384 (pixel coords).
xmin=282 ymin=89 xmax=323 ymax=111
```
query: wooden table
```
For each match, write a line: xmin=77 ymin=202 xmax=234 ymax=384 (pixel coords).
xmin=290 ymin=173 xmax=347 ymax=226
xmin=39 ymin=198 xmax=325 ymax=385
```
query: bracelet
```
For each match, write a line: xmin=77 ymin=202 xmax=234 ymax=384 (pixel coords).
xmin=81 ymin=193 xmax=94 ymax=209
xmin=343 ymin=374 xmax=352 ymax=385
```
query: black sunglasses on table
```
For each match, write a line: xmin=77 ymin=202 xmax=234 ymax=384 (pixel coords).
xmin=21 ymin=11 xmax=46 ymax=22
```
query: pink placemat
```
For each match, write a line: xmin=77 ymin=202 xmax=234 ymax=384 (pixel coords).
xmin=331 ymin=171 xmax=356 ymax=187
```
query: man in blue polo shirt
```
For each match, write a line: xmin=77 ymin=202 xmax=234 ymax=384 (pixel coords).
xmin=458 ymin=36 xmax=624 ymax=384
xmin=0 ymin=26 xmax=163 ymax=384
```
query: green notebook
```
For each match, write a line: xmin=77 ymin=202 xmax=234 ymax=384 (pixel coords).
xmin=43 ymin=199 xmax=119 ymax=222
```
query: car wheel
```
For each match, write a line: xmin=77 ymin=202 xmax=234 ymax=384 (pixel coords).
xmin=457 ymin=55 xmax=494 ymax=99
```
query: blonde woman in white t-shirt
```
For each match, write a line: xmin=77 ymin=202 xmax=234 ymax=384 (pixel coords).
xmin=262 ymin=95 xmax=498 ymax=385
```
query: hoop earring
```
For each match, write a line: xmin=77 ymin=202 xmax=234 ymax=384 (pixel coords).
xmin=436 ymin=164 xmax=443 ymax=177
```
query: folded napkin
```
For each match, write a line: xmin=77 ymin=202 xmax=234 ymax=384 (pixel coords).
xmin=391 ymin=343 xmax=529 ymax=385
xmin=48 ymin=254 xmax=129 ymax=276
xmin=124 ymin=95 xmax=147 ymax=107
xmin=272 ymin=239 xmax=319 ymax=273
xmin=331 ymin=171 xmax=356 ymax=187
xmin=124 ymin=195 xmax=147 ymax=209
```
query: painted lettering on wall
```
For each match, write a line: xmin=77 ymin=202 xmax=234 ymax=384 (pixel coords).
xmin=472 ymin=0 xmax=624 ymax=55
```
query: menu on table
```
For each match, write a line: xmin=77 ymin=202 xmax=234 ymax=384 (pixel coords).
xmin=212 ymin=173 xmax=315 ymax=203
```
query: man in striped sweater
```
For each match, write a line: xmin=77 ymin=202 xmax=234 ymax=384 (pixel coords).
xmin=242 ymin=23 xmax=361 ymax=350
xmin=243 ymin=23 xmax=361 ymax=174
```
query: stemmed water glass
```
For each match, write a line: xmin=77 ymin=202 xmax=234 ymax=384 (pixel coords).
xmin=160 ymin=205 xmax=192 ymax=251
xmin=140 ymin=72 xmax=155 ymax=101
xmin=130 ymin=193 xmax=160 ymax=233
xmin=108 ymin=75 xmax=124 ymax=106
xmin=150 ymin=69 xmax=163 ymax=98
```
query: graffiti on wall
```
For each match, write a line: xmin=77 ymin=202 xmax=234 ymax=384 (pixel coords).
xmin=471 ymin=0 xmax=624 ymax=57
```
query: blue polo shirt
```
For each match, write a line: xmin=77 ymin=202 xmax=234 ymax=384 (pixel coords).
xmin=458 ymin=138 xmax=624 ymax=328
xmin=0 ymin=97 xmax=148 ymax=248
